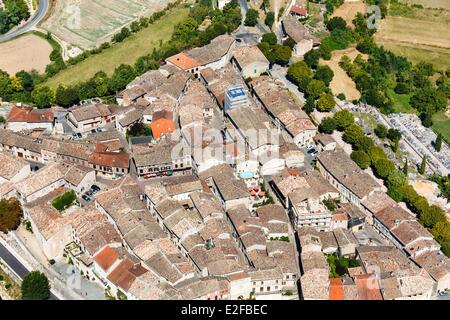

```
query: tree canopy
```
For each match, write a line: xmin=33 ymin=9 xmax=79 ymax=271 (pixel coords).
xmin=21 ymin=271 xmax=50 ymax=300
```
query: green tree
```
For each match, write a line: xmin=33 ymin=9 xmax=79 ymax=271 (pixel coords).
xmin=316 ymin=93 xmax=335 ymax=112
xmin=387 ymin=170 xmax=407 ymax=190
xmin=421 ymin=205 xmax=445 ymax=229
xmin=265 ymin=11 xmax=275 ymax=29
xmin=318 ymin=117 xmax=337 ymax=134
xmin=374 ymin=124 xmax=387 ymax=139
xmin=0 ymin=69 xmax=12 ymax=97
xmin=304 ymin=50 xmax=321 ymax=68
xmin=326 ymin=16 xmax=347 ymax=31
xmin=21 ymin=271 xmax=50 ymax=300
xmin=306 ymin=79 xmax=326 ymax=99
xmin=343 ymin=123 xmax=364 ymax=146
xmin=108 ymin=64 xmax=136 ymax=93
xmin=287 ymin=61 xmax=313 ymax=91
xmin=130 ymin=21 xmax=141 ymax=33
xmin=244 ymin=9 xmax=259 ymax=26
xmin=55 ymin=85 xmax=79 ymax=108
xmin=374 ymin=158 xmax=395 ymax=179
xmin=403 ymin=158 xmax=408 ymax=176
xmin=435 ymin=133 xmax=442 ymax=152
xmin=314 ymin=65 xmax=334 ymax=86
xmin=333 ymin=109 xmax=354 ymax=131
xmin=32 ymin=86 xmax=54 ymax=108
xmin=303 ymin=96 xmax=316 ymax=114
xmin=272 ymin=45 xmax=292 ymax=66
xmin=283 ymin=37 xmax=296 ymax=50
xmin=419 ymin=155 xmax=427 ymax=175
xmin=261 ymin=32 xmax=277 ymax=45
xmin=351 ymin=151 xmax=370 ymax=169
xmin=367 ymin=146 xmax=387 ymax=164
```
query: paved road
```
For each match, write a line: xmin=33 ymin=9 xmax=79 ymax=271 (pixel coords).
xmin=0 ymin=0 xmax=50 ymax=42
xmin=0 ymin=242 xmax=58 ymax=300
xmin=238 ymin=0 xmax=268 ymax=35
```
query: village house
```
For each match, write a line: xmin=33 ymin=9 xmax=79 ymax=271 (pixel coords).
xmin=67 ymin=103 xmax=117 ymax=133
xmin=199 ymin=164 xmax=250 ymax=211
xmin=314 ymin=133 xmax=337 ymax=152
xmin=115 ymin=106 xmax=144 ymax=135
xmin=317 ymin=150 xmax=382 ymax=207
xmin=151 ymin=110 xmax=175 ymax=140
xmin=300 ymin=251 xmax=330 ymax=300
xmin=5 ymin=104 xmax=55 ymax=132
xmin=249 ymin=76 xmax=317 ymax=148
xmin=290 ymin=5 xmax=308 ymax=18
xmin=356 ymin=246 xmax=436 ymax=300
xmin=231 ymin=45 xmax=270 ymax=79
xmin=131 ymin=139 xmax=192 ymax=179
xmin=0 ymin=151 xmax=31 ymax=184
xmin=88 ymin=143 xmax=130 ymax=177
xmin=282 ymin=15 xmax=320 ymax=57
xmin=166 ymin=35 xmax=236 ymax=78
xmin=14 ymin=163 xmax=70 ymax=203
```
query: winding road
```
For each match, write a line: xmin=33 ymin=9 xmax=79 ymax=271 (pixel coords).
xmin=0 ymin=0 xmax=50 ymax=43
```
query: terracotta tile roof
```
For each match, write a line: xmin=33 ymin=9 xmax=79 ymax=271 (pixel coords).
xmin=6 ymin=105 xmax=54 ymax=123
xmin=290 ymin=5 xmax=308 ymax=15
xmin=107 ymin=258 xmax=147 ymax=291
xmin=354 ymin=274 xmax=383 ymax=300
xmin=329 ymin=278 xmax=344 ymax=300
xmin=166 ymin=52 xmax=200 ymax=70
xmin=88 ymin=145 xmax=130 ymax=168
xmin=93 ymin=246 xmax=120 ymax=271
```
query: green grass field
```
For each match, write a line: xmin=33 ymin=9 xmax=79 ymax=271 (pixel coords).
xmin=43 ymin=6 xmax=189 ymax=90
xmin=432 ymin=111 xmax=450 ymax=144
xmin=387 ymin=89 xmax=415 ymax=114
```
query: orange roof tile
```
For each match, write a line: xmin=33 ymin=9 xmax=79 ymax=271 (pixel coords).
xmin=7 ymin=105 xmax=54 ymax=123
xmin=93 ymin=246 xmax=119 ymax=271
xmin=166 ymin=52 xmax=200 ymax=70
xmin=329 ymin=278 xmax=344 ymax=300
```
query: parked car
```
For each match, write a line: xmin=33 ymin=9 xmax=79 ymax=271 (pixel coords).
xmin=82 ymin=195 xmax=91 ymax=202
xmin=307 ymin=148 xmax=317 ymax=155
xmin=85 ymin=190 xmax=94 ymax=197
xmin=438 ymin=291 xmax=449 ymax=297
xmin=91 ymin=185 xmax=101 ymax=192
xmin=306 ymin=145 xmax=315 ymax=150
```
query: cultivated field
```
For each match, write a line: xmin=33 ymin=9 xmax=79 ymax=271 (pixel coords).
xmin=42 ymin=0 xmax=175 ymax=49
xmin=400 ymin=0 xmax=450 ymax=10
xmin=320 ymin=47 xmax=368 ymax=101
xmin=330 ymin=0 xmax=367 ymax=28
xmin=43 ymin=6 xmax=190 ymax=89
xmin=374 ymin=3 xmax=450 ymax=70
xmin=0 ymin=34 xmax=52 ymax=75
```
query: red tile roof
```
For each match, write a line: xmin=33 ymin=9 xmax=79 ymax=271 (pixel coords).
xmin=93 ymin=246 xmax=119 ymax=271
xmin=89 ymin=145 xmax=130 ymax=169
xmin=166 ymin=52 xmax=200 ymax=70
xmin=290 ymin=5 xmax=308 ymax=16
xmin=329 ymin=278 xmax=344 ymax=300
xmin=107 ymin=258 xmax=148 ymax=291
xmin=7 ymin=105 xmax=54 ymax=123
